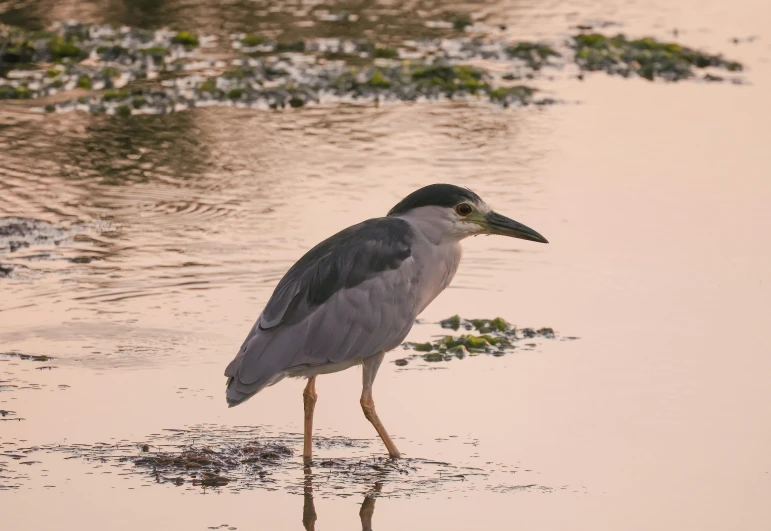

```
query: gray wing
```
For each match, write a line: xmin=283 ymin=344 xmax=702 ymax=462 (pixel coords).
xmin=225 ymin=217 xmax=421 ymax=405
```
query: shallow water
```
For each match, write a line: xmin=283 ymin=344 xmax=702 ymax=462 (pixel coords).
xmin=2 ymin=0 xmax=771 ymax=529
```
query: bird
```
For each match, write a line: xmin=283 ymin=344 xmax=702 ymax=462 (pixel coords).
xmin=224 ymin=183 xmax=548 ymax=461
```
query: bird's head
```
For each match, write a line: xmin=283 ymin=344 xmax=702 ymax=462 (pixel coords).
xmin=388 ymin=183 xmax=548 ymax=244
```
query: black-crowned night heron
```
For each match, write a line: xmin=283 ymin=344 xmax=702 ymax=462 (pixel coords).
xmin=225 ymin=184 xmax=548 ymax=460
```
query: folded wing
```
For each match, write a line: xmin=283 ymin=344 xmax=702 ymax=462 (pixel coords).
xmin=224 ymin=217 xmax=420 ymax=404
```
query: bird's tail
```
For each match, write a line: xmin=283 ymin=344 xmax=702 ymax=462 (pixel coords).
xmin=224 ymin=320 xmax=291 ymax=407
xmin=225 ymin=373 xmax=286 ymax=407
xmin=225 ymin=377 xmax=256 ymax=407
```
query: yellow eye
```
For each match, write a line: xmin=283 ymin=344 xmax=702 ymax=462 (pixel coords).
xmin=455 ymin=203 xmax=472 ymax=216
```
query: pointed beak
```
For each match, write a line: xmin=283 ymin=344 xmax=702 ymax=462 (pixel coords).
xmin=484 ymin=211 xmax=549 ymax=244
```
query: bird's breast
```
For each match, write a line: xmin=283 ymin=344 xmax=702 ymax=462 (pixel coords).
xmin=412 ymin=240 xmax=463 ymax=315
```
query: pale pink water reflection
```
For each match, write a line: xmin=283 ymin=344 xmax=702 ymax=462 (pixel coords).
xmin=2 ymin=0 xmax=771 ymax=529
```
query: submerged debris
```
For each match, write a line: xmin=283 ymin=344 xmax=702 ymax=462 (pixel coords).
xmin=0 ymin=409 xmax=24 ymax=422
xmin=132 ymin=442 xmax=293 ymax=487
xmin=3 ymin=424 xmax=541 ymax=497
xmin=401 ymin=316 xmax=570 ymax=364
xmin=0 ymin=217 xmax=72 ymax=256
xmin=1 ymin=352 xmax=54 ymax=362
xmin=573 ymin=33 xmax=742 ymax=81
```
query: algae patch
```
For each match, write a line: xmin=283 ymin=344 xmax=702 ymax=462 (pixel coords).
xmin=507 ymin=42 xmax=561 ymax=70
xmin=399 ymin=316 xmax=573 ymax=366
xmin=411 ymin=64 xmax=487 ymax=96
xmin=170 ymin=31 xmax=199 ymax=48
xmin=573 ymin=33 xmax=742 ymax=81
xmin=0 ymin=19 xmax=747 ymax=115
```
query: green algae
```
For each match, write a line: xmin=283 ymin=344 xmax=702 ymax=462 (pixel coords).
xmin=440 ymin=315 xmax=461 ymax=331
xmin=223 ymin=67 xmax=248 ymax=80
xmin=477 ymin=334 xmax=513 ymax=348
xmin=99 ymin=67 xmax=120 ymax=79
xmin=116 ymin=104 xmax=132 ymax=117
xmin=469 ymin=317 xmax=510 ymax=333
xmin=0 ymin=85 xmax=32 ymax=99
xmin=0 ymin=32 xmax=35 ymax=65
xmin=171 ymin=31 xmax=199 ymax=47
xmin=138 ymin=46 xmax=169 ymax=60
xmin=96 ymin=45 xmax=129 ymax=60
xmin=276 ymin=40 xmax=306 ymax=53
xmin=411 ymin=64 xmax=487 ymax=95
xmin=447 ymin=345 xmax=468 ymax=358
xmin=373 ymin=47 xmax=398 ymax=59
xmin=537 ymin=327 xmax=555 ymax=338
xmin=367 ymin=69 xmax=391 ymax=89
xmin=103 ymin=89 xmax=129 ymax=101
xmin=241 ymin=34 xmax=266 ymax=47
xmin=437 ymin=334 xmax=510 ymax=350
xmin=0 ymin=20 xmax=746 ymax=115
xmin=47 ymin=36 xmax=87 ymax=62
xmin=507 ymin=43 xmax=560 ymax=70
xmin=399 ymin=315 xmax=565 ymax=364
xmin=405 ymin=342 xmax=433 ymax=352
xmin=288 ymin=96 xmax=305 ymax=108
xmin=322 ymin=51 xmax=365 ymax=64
xmin=76 ymin=75 xmax=91 ymax=89
xmin=463 ymin=335 xmax=490 ymax=350
xmin=573 ymin=33 xmax=743 ymax=81
xmin=227 ymin=88 xmax=244 ymax=100
xmin=521 ymin=327 xmax=555 ymax=339
xmin=450 ymin=14 xmax=473 ymax=32
xmin=199 ymin=79 xmax=218 ymax=93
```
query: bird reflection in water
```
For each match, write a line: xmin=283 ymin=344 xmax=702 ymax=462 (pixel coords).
xmin=302 ymin=466 xmax=382 ymax=531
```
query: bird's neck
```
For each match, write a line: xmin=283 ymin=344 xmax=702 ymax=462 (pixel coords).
xmin=396 ymin=210 xmax=463 ymax=315
xmin=395 ymin=207 xmax=461 ymax=246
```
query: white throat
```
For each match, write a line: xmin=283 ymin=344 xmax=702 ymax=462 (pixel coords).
xmin=393 ymin=206 xmax=461 ymax=245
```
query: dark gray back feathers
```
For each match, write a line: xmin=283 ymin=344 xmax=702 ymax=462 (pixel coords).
xmin=259 ymin=217 xmax=413 ymax=329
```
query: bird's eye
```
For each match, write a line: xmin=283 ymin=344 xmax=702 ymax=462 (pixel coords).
xmin=455 ymin=203 xmax=472 ymax=216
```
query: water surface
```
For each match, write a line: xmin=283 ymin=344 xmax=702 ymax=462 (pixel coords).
xmin=1 ymin=0 xmax=770 ymax=529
